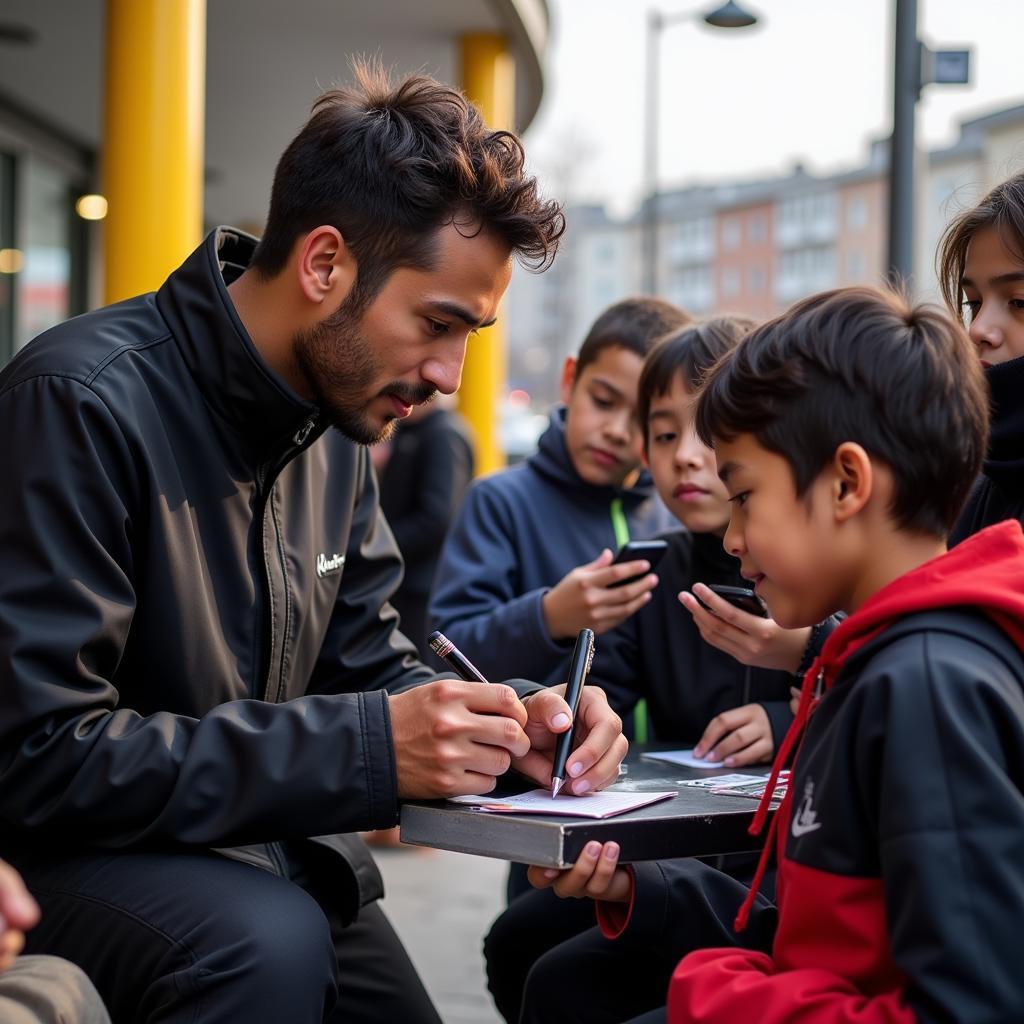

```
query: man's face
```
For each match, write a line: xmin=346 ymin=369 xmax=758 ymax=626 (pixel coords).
xmin=294 ymin=223 xmax=512 ymax=444
xmin=645 ymin=372 xmax=731 ymax=536
xmin=560 ymin=345 xmax=646 ymax=488
xmin=962 ymin=225 xmax=1024 ymax=368
xmin=715 ymin=433 xmax=849 ymax=629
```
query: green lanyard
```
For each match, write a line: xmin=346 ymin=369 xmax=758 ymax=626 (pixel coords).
xmin=610 ymin=497 xmax=630 ymax=550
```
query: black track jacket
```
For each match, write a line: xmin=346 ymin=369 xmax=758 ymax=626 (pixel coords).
xmin=0 ymin=228 xmax=537 ymax=917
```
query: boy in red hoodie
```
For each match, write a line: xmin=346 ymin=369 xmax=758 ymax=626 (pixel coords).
xmin=524 ymin=286 xmax=1024 ymax=1024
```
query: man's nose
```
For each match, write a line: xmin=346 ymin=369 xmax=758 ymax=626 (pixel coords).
xmin=422 ymin=338 xmax=468 ymax=395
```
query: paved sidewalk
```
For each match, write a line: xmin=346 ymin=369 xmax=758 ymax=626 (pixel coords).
xmin=376 ymin=843 xmax=506 ymax=1024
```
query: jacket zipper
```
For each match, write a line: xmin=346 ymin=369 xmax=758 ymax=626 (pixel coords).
xmin=253 ymin=412 xmax=319 ymax=702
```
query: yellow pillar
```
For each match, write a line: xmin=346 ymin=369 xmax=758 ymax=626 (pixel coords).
xmin=459 ymin=34 xmax=515 ymax=475
xmin=103 ymin=0 xmax=206 ymax=304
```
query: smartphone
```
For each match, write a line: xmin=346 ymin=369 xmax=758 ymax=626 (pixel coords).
xmin=608 ymin=539 xmax=668 ymax=588
xmin=703 ymin=583 xmax=768 ymax=618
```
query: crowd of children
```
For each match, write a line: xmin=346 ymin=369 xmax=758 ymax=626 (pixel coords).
xmin=423 ymin=169 xmax=1024 ymax=1024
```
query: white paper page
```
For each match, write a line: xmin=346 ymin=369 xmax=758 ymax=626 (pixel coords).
xmin=677 ymin=773 xmax=764 ymax=790
xmin=447 ymin=788 xmax=675 ymax=819
xmin=640 ymin=749 xmax=726 ymax=769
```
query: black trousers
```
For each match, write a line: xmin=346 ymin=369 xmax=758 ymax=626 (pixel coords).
xmin=485 ymin=888 xmax=675 ymax=1024
xmin=11 ymin=845 xmax=441 ymax=1024
xmin=486 ymin=854 xmax=771 ymax=1024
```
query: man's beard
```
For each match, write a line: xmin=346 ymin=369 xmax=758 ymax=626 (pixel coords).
xmin=293 ymin=296 xmax=436 ymax=445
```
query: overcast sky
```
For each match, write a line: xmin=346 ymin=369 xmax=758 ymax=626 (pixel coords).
xmin=522 ymin=0 xmax=1024 ymax=216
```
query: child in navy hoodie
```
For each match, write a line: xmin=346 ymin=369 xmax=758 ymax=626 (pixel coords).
xmin=428 ymin=297 xmax=684 ymax=693
xmin=520 ymin=287 xmax=1024 ymax=1024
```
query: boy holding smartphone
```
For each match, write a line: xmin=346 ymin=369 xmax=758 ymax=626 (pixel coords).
xmin=428 ymin=297 xmax=685 ymax=691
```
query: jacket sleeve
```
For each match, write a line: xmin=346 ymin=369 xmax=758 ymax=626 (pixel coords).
xmin=668 ymin=631 xmax=1024 ymax=1024
xmin=427 ymin=480 xmax=571 ymax=684
xmin=384 ymin=424 xmax=473 ymax=563
xmin=0 ymin=377 xmax=402 ymax=846
xmin=758 ymin=698 xmax=795 ymax=750
xmin=587 ymin=615 xmax=644 ymax=716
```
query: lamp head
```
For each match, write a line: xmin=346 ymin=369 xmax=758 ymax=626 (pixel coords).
xmin=703 ymin=1 xmax=758 ymax=29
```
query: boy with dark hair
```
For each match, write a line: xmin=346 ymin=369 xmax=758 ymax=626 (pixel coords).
xmin=520 ymin=286 xmax=1024 ymax=1024
xmin=429 ymin=296 xmax=685 ymax=692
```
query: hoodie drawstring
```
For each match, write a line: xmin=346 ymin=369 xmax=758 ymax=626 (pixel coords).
xmin=733 ymin=660 xmax=822 ymax=932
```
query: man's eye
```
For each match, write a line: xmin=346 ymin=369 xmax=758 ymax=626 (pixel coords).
xmin=729 ymin=491 xmax=750 ymax=507
xmin=592 ymin=396 xmax=614 ymax=410
xmin=426 ymin=319 xmax=449 ymax=336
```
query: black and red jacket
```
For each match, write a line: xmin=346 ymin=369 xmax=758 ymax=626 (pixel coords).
xmin=602 ymin=521 xmax=1024 ymax=1023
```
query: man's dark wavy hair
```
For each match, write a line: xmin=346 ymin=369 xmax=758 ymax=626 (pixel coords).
xmin=251 ymin=60 xmax=565 ymax=303
xmin=695 ymin=287 xmax=989 ymax=537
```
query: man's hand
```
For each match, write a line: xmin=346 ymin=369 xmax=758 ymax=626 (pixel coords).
xmin=388 ymin=680 xmax=531 ymax=798
xmin=693 ymin=703 xmax=773 ymax=768
xmin=0 ymin=859 xmax=39 ymax=974
xmin=679 ymin=583 xmax=810 ymax=672
xmin=527 ymin=841 xmax=632 ymax=903
xmin=513 ymin=684 xmax=627 ymax=795
xmin=542 ymin=549 xmax=657 ymax=641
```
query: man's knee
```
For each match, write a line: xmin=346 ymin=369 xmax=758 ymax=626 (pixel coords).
xmin=199 ymin=880 xmax=337 ymax=1003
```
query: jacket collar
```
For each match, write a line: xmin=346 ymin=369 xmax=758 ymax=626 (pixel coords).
xmin=156 ymin=227 xmax=318 ymax=452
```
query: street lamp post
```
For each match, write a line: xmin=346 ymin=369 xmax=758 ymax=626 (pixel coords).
xmin=642 ymin=2 xmax=759 ymax=296
xmin=886 ymin=0 xmax=970 ymax=285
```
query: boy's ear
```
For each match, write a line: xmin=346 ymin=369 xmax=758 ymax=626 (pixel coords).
xmin=831 ymin=442 xmax=873 ymax=523
xmin=295 ymin=225 xmax=357 ymax=308
xmin=559 ymin=356 xmax=579 ymax=406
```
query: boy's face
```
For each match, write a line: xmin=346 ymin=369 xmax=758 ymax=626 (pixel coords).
xmin=646 ymin=372 xmax=731 ymax=535
xmin=560 ymin=345 xmax=646 ymax=488
xmin=715 ymin=433 xmax=851 ymax=629
xmin=962 ymin=225 xmax=1024 ymax=367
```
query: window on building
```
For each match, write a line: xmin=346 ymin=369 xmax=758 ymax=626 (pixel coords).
xmin=722 ymin=218 xmax=741 ymax=251
xmin=748 ymin=213 xmax=767 ymax=243
xmin=748 ymin=265 xmax=764 ymax=293
xmin=846 ymin=196 xmax=868 ymax=231
xmin=721 ymin=267 xmax=741 ymax=298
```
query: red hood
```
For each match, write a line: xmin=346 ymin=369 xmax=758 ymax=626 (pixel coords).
xmin=818 ymin=520 xmax=1024 ymax=682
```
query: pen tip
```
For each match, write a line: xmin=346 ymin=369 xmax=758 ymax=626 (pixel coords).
xmin=550 ymin=778 xmax=563 ymax=798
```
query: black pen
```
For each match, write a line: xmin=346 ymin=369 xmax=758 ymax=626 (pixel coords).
xmin=427 ymin=630 xmax=488 ymax=684
xmin=550 ymin=628 xmax=596 ymax=798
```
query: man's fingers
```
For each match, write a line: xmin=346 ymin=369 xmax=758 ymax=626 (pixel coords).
xmin=524 ymin=688 xmax=573 ymax=734
xmin=454 ymin=682 xmax=529 ymax=726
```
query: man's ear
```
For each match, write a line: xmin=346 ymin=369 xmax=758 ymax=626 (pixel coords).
xmin=831 ymin=441 xmax=873 ymax=523
xmin=295 ymin=226 xmax=357 ymax=307
xmin=559 ymin=356 xmax=578 ymax=405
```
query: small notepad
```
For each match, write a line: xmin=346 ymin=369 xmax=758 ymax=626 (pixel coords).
xmin=640 ymin=749 xmax=727 ymax=769
xmin=447 ymin=788 xmax=675 ymax=819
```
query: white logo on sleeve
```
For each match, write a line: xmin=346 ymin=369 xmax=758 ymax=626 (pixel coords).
xmin=790 ymin=779 xmax=823 ymax=837
xmin=316 ymin=552 xmax=345 ymax=578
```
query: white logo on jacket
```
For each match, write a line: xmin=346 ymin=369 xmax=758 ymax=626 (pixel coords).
xmin=791 ymin=779 xmax=823 ymax=837
xmin=316 ymin=552 xmax=345 ymax=578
